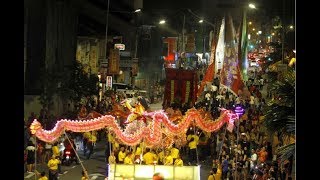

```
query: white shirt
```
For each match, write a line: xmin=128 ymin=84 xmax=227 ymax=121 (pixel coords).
xmin=211 ymin=85 xmax=218 ymax=92
xmin=250 ymin=153 xmax=258 ymax=168
xmin=45 ymin=143 xmax=52 ymax=149
xmin=236 ymin=97 xmax=241 ymax=104
xmin=29 ymin=136 xmax=36 ymax=145
xmin=205 ymin=93 xmax=211 ymax=100
xmin=250 ymin=96 xmax=255 ymax=105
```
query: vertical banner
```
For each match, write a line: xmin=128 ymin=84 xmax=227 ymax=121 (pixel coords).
xmin=238 ymin=11 xmax=249 ymax=82
xmin=220 ymin=14 xmax=244 ymax=95
xmin=108 ymin=49 xmax=120 ymax=74
xmin=197 ymin=62 xmax=215 ymax=97
xmin=163 ymin=37 xmax=177 ymax=61
xmin=197 ymin=19 xmax=221 ymax=97
xmin=170 ymin=80 xmax=175 ymax=103
xmin=185 ymin=81 xmax=191 ymax=103
xmin=215 ymin=18 xmax=225 ymax=76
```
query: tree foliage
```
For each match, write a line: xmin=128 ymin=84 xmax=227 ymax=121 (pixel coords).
xmin=263 ymin=67 xmax=295 ymax=163
xmin=39 ymin=61 xmax=99 ymax=112
xmin=57 ymin=61 xmax=99 ymax=104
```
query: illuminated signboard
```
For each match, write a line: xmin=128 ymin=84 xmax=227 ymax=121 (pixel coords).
xmin=106 ymin=76 xmax=112 ymax=88
xmin=114 ymin=44 xmax=125 ymax=50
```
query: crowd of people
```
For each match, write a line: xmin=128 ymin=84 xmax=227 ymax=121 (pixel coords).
xmin=24 ymin=74 xmax=293 ymax=180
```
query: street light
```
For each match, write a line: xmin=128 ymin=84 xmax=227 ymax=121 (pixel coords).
xmin=134 ymin=8 xmax=141 ymax=13
xmin=249 ymin=3 xmax=256 ymax=9
xmin=159 ymin=20 xmax=166 ymax=24
xmin=199 ymin=19 xmax=204 ymax=23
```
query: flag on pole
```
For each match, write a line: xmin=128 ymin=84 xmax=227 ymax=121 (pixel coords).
xmin=197 ymin=62 xmax=215 ymax=97
xmin=215 ymin=18 xmax=225 ymax=76
xmin=197 ymin=19 xmax=221 ymax=97
xmin=238 ymin=11 xmax=249 ymax=82
xmin=220 ymin=14 xmax=244 ymax=95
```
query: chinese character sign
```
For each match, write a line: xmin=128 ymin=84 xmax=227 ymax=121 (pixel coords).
xmin=108 ymin=49 xmax=120 ymax=74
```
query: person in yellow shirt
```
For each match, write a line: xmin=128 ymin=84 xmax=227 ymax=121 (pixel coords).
xmin=188 ymin=136 xmax=198 ymax=165
xmin=157 ymin=149 xmax=164 ymax=165
xmin=163 ymin=150 xmax=173 ymax=165
xmin=87 ymin=131 xmax=97 ymax=159
xmin=187 ymin=134 xmax=199 ymax=143
xmin=134 ymin=145 xmax=142 ymax=163
xmin=207 ymin=167 xmax=220 ymax=180
xmin=151 ymin=149 xmax=158 ymax=165
xmin=51 ymin=143 xmax=62 ymax=174
xmin=52 ymin=143 xmax=60 ymax=157
xmin=105 ymin=151 xmax=116 ymax=178
xmin=108 ymin=151 xmax=116 ymax=164
xmin=118 ymin=146 xmax=126 ymax=164
xmin=124 ymin=151 xmax=134 ymax=164
xmin=170 ymin=144 xmax=179 ymax=162
xmin=83 ymin=131 xmax=91 ymax=156
xmin=174 ymin=154 xmax=183 ymax=166
xmin=207 ymin=170 xmax=215 ymax=180
xmin=143 ymin=148 xmax=156 ymax=165
xmin=47 ymin=155 xmax=60 ymax=180
xmin=37 ymin=171 xmax=48 ymax=180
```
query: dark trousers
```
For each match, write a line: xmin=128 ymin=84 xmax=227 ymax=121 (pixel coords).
xmin=189 ymin=149 xmax=197 ymax=164
xmin=83 ymin=139 xmax=87 ymax=155
xmin=86 ymin=142 xmax=94 ymax=159
xmin=49 ymin=169 xmax=58 ymax=180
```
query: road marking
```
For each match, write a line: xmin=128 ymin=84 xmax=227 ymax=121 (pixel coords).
xmin=72 ymin=166 xmax=76 ymax=168
xmin=90 ymin=176 xmax=98 ymax=180
xmin=63 ymin=171 xmax=68 ymax=174
xmin=89 ymin=173 xmax=105 ymax=177
xmin=24 ymin=172 xmax=35 ymax=178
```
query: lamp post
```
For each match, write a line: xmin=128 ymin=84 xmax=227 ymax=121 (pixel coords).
xmin=103 ymin=1 xmax=141 ymax=89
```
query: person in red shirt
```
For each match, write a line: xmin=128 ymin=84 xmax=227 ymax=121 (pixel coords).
xmin=257 ymin=147 xmax=268 ymax=164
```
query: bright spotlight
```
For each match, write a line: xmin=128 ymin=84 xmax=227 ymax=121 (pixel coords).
xmin=159 ymin=20 xmax=166 ymax=24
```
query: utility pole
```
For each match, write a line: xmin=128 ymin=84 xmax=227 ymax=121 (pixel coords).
xmin=103 ymin=0 xmax=110 ymax=95
xmin=182 ymin=14 xmax=185 ymax=52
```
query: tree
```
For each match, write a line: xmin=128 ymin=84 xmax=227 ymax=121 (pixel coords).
xmin=39 ymin=60 xmax=99 ymax=115
xmin=263 ymin=67 xmax=295 ymax=163
xmin=57 ymin=60 xmax=99 ymax=105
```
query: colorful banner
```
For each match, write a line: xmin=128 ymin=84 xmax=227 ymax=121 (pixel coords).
xmin=197 ymin=62 xmax=215 ymax=97
xmin=215 ymin=18 xmax=225 ymax=75
xmin=238 ymin=11 xmax=249 ymax=81
xmin=108 ymin=49 xmax=120 ymax=74
xmin=163 ymin=37 xmax=177 ymax=61
xmin=197 ymin=20 xmax=222 ymax=97
xmin=164 ymin=69 xmax=198 ymax=107
xmin=220 ymin=15 xmax=244 ymax=95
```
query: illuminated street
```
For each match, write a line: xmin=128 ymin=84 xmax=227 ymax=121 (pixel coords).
xmin=25 ymin=0 xmax=295 ymax=179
